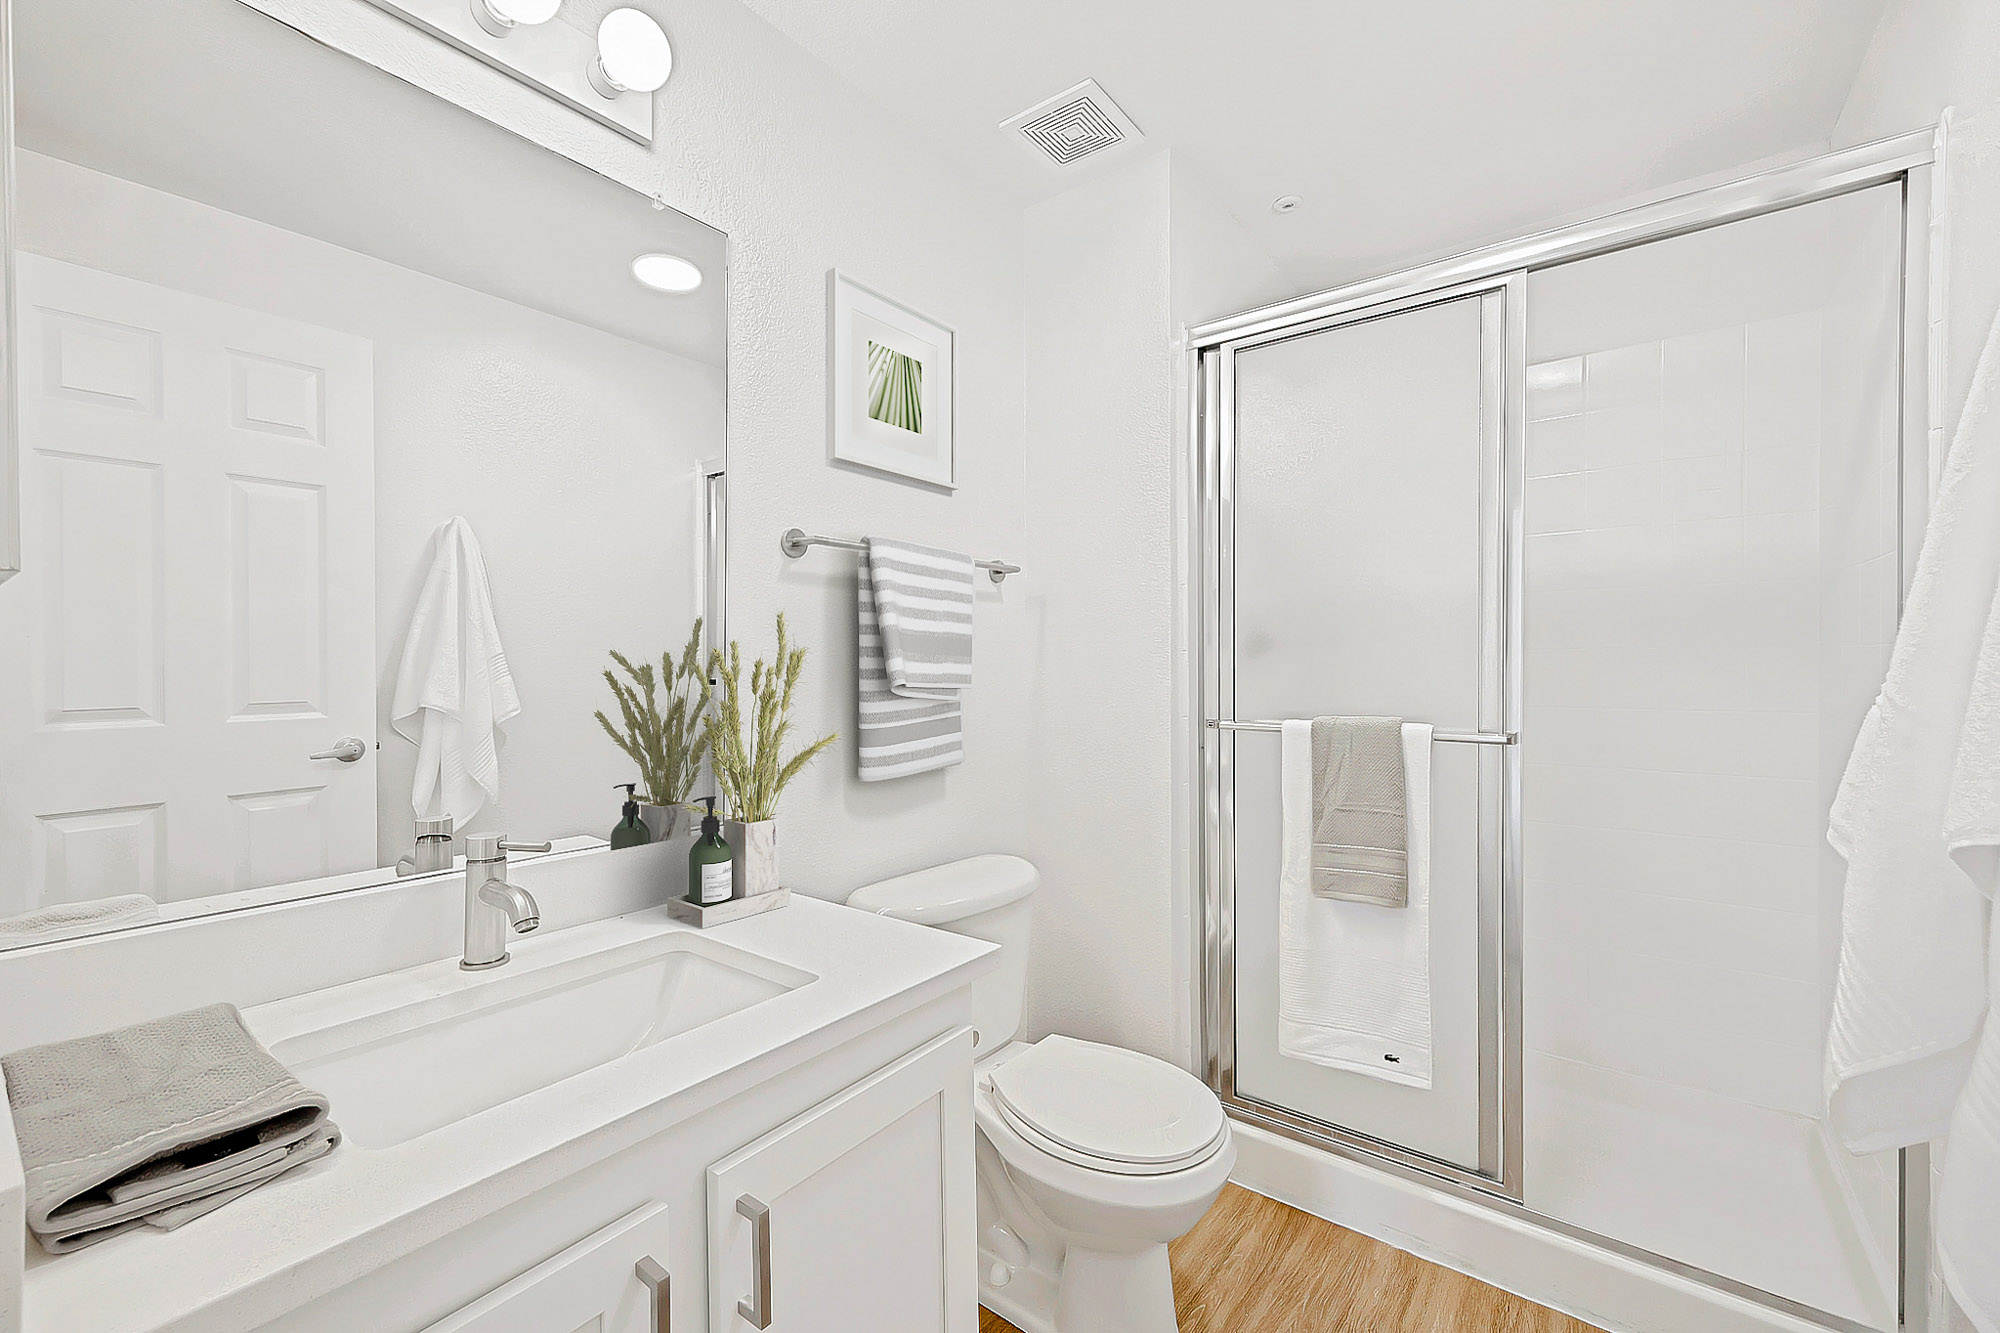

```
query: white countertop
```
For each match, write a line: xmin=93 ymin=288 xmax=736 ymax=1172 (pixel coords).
xmin=14 ymin=897 xmax=994 ymax=1333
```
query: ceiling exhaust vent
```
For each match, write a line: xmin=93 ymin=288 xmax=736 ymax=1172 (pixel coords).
xmin=1001 ymin=79 xmax=1143 ymax=169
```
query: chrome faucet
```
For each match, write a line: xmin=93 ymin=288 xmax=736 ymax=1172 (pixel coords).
xmin=396 ymin=815 xmax=455 ymax=877
xmin=460 ymin=833 xmax=552 ymax=970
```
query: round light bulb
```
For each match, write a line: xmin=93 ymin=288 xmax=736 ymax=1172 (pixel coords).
xmin=631 ymin=253 xmax=702 ymax=294
xmin=589 ymin=8 xmax=673 ymax=97
xmin=470 ymin=0 xmax=560 ymax=37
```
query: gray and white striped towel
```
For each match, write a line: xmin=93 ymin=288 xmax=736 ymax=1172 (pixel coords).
xmin=858 ymin=538 xmax=973 ymax=781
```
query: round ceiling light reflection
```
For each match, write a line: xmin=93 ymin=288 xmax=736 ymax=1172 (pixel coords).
xmin=631 ymin=253 xmax=703 ymax=294
xmin=470 ymin=0 xmax=560 ymax=37
xmin=589 ymin=8 xmax=673 ymax=97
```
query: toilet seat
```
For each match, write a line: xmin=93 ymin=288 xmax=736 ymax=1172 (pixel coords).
xmin=986 ymin=1035 xmax=1227 ymax=1177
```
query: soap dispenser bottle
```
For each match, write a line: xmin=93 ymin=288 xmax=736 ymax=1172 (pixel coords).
xmin=611 ymin=783 xmax=652 ymax=849
xmin=687 ymin=796 xmax=734 ymax=905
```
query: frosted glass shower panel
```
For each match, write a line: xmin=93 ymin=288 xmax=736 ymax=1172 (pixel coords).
xmin=1229 ymin=293 xmax=1493 ymax=1171
xmin=1520 ymin=186 xmax=1904 ymax=1329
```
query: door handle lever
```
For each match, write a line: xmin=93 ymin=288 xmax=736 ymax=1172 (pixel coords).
xmin=309 ymin=736 xmax=367 ymax=763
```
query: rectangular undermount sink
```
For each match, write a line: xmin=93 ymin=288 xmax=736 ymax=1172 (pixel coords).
xmin=265 ymin=932 xmax=813 ymax=1148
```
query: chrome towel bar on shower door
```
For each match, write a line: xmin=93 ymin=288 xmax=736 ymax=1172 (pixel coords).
xmin=1206 ymin=719 xmax=1516 ymax=746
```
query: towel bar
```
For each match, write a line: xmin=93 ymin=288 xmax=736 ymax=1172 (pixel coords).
xmin=1207 ymin=719 xmax=1515 ymax=745
xmin=780 ymin=528 xmax=1021 ymax=584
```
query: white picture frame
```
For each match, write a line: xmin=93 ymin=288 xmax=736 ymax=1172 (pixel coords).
xmin=828 ymin=271 xmax=955 ymax=490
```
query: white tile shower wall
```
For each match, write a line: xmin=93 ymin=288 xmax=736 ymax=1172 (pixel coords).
xmin=1524 ymin=311 xmax=1828 ymax=1117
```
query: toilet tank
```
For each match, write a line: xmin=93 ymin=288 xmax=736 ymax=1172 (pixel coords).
xmin=846 ymin=855 xmax=1037 ymax=1057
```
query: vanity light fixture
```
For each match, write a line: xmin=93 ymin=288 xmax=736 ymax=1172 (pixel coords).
xmin=469 ymin=0 xmax=560 ymax=38
xmin=631 ymin=253 xmax=702 ymax=293
xmin=589 ymin=8 xmax=673 ymax=98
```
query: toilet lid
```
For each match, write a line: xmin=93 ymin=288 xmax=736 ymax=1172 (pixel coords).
xmin=988 ymin=1035 xmax=1226 ymax=1169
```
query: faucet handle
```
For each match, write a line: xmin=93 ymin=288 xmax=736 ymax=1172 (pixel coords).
xmin=465 ymin=833 xmax=552 ymax=860
xmin=415 ymin=815 xmax=454 ymax=840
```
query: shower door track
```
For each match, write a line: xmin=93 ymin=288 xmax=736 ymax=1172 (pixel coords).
xmin=1191 ymin=126 xmax=1941 ymax=1333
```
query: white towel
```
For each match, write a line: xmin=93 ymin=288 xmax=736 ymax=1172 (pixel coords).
xmin=0 ymin=894 xmax=157 ymax=949
xmin=856 ymin=538 xmax=972 ymax=782
xmin=391 ymin=518 xmax=520 ymax=824
xmin=1278 ymin=719 xmax=1433 ymax=1087
xmin=1824 ymin=305 xmax=2000 ymax=1333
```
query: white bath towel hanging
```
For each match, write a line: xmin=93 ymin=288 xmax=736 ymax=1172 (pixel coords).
xmin=1824 ymin=304 xmax=2000 ymax=1333
xmin=390 ymin=518 xmax=520 ymax=825
xmin=1278 ymin=719 xmax=1433 ymax=1087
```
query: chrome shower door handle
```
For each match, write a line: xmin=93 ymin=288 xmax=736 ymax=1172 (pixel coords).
xmin=736 ymin=1193 xmax=772 ymax=1329
xmin=633 ymin=1255 xmax=670 ymax=1333
xmin=308 ymin=736 xmax=367 ymax=763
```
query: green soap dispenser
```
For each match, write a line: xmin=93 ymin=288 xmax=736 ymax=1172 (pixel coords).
xmin=611 ymin=783 xmax=653 ymax=849
xmin=687 ymin=796 xmax=734 ymax=905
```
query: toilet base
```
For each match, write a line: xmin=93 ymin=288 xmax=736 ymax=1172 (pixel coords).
xmin=1054 ymin=1243 xmax=1178 ymax=1333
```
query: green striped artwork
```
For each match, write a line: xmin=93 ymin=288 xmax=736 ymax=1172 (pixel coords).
xmin=866 ymin=340 xmax=924 ymax=434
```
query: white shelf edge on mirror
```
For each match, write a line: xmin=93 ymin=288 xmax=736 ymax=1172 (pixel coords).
xmin=358 ymin=0 xmax=654 ymax=144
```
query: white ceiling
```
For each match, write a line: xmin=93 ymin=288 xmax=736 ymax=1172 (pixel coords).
xmin=738 ymin=0 xmax=1889 ymax=291
xmin=13 ymin=0 xmax=727 ymax=366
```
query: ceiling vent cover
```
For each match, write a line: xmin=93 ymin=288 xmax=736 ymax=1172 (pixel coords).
xmin=1001 ymin=79 xmax=1143 ymax=168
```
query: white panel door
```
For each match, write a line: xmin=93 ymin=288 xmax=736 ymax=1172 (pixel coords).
xmin=424 ymin=1202 xmax=672 ymax=1333
xmin=707 ymin=1029 xmax=976 ymax=1333
xmin=0 ymin=255 xmax=375 ymax=913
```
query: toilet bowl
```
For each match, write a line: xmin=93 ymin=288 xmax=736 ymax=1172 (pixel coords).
xmin=847 ymin=856 xmax=1233 ymax=1333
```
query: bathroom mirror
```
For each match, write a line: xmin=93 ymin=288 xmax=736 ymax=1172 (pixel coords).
xmin=0 ymin=0 xmax=727 ymax=946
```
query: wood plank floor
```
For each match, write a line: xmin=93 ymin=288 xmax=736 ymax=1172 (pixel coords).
xmin=978 ymin=1185 xmax=1603 ymax=1333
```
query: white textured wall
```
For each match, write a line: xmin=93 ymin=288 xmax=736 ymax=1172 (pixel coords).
xmin=1021 ymin=153 xmax=1178 ymax=1061
xmin=243 ymin=0 xmax=1031 ymax=901
xmin=1019 ymin=152 xmax=1282 ymax=1066
xmin=14 ymin=150 xmax=723 ymax=863
xmin=1836 ymin=0 xmax=2000 ymax=430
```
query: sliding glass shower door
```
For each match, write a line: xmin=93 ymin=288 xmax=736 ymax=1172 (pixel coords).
xmin=1214 ymin=280 xmax=1515 ymax=1183
xmin=1198 ymin=157 xmax=1925 ymax=1331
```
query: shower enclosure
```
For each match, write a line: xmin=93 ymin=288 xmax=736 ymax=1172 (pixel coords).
xmin=1193 ymin=131 xmax=1938 ymax=1332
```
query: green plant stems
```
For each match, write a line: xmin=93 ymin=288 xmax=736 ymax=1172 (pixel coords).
xmin=594 ymin=618 xmax=712 ymax=805
xmin=705 ymin=612 xmax=838 ymax=822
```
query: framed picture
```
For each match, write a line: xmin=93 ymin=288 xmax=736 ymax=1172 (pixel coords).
xmin=828 ymin=271 xmax=955 ymax=489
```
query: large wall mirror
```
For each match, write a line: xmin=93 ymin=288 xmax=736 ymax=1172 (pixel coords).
xmin=0 ymin=0 xmax=727 ymax=946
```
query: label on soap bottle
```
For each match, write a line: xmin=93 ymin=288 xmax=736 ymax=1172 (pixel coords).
xmin=700 ymin=861 xmax=733 ymax=905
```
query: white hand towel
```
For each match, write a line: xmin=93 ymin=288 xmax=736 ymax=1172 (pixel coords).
xmin=391 ymin=518 xmax=520 ymax=825
xmin=1278 ymin=719 xmax=1433 ymax=1087
xmin=1824 ymin=305 xmax=2000 ymax=1332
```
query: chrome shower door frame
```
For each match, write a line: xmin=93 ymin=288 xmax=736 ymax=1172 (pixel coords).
xmin=1192 ymin=127 xmax=1940 ymax=1332
xmin=1199 ymin=273 xmax=1523 ymax=1196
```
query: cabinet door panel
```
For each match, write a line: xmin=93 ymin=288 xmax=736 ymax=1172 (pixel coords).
xmin=707 ymin=1028 xmax=975 ymax=1333
xmin=423 ymin=1201 xmax=670 ymax=1333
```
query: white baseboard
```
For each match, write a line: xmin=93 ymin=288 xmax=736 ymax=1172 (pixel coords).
xmin=1228 ymin=1123 xmax=1845 ymax=1333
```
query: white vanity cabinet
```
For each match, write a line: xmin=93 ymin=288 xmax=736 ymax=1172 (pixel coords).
xmin=423 ymin=1203 xmax=672 ymax=1333
xmin=262 ymin=1020 xmax=978 ymax=1333
xmin=706 ymin=1029 xmax=976 ymax=1333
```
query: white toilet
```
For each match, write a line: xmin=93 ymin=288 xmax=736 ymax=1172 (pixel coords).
xmin=847 ymin=855 xmax=1234 ymax=1333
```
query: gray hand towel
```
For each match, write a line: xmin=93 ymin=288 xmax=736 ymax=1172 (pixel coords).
xmin=0 ymin=894 xmax=158 ymax=950
xmin=1 ymin=1003 xmax=340 ymax=1253
xmin=1310 ymin=716 xmax=1410 ymax=908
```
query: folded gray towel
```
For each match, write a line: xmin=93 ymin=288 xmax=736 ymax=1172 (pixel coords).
xmin=1 ymin=1003 xmax=339 ymax=1253
xmin=0 ymin=894 xmax=158 ymax=950
xmin=1310 ymin=716 xmax=1410 ymax=908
